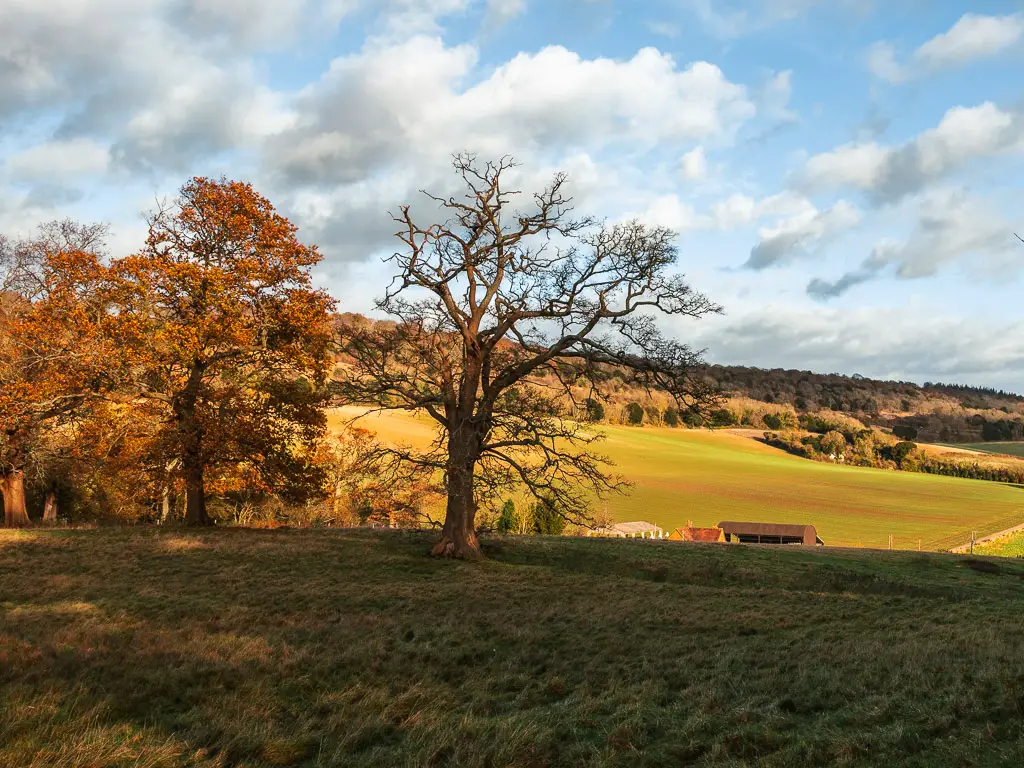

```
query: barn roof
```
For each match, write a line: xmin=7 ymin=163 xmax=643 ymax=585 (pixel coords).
xmin=717 ymin=521 xmax=816 ymax=537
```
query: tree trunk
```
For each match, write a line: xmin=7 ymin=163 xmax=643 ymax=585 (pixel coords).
xmin=160 ymin=487 xmax=173 ymax=523
xmin=0 ymin=470 xmax=31 ymax=528
xmin=175 ymin=372 xmax=211 ymax=527
xmin=42 ymin=489 xmax=58 ymax=525
xmin=432 ymin=460 xmax=482 ymax=559
xmin=183 ymin=458 xmax=211 ymax=526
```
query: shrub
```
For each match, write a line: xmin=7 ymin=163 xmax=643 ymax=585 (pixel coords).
xmin=496 ymin=499 xmax=519 ymax=533
xmin=763 ymin=413 xmax=783 ymax=430
xmin=626 ymin=402 xmax=644 ymax=426
xmin=532 ymin=498 xmax=566 ymax=535
xmin=583 ymin=398 xmax=605 ymax=423
xmin=709 ymin=408 xmax=737 ymax=428
xmin=820 ymin=430 xmax=848 ymax=459
xmin=663 ymin=407 xmax=680 ymax=427
xmin=682 ymin=410 xmax=703 ymax=428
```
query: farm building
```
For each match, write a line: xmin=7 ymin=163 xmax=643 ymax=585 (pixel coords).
xmin=588 ymin=521 xmax=665 ymax=539
xmin=717 ymin=521 xmax=823 ymax=546
xmin=668 ymin=522 xmax=725 ymax=543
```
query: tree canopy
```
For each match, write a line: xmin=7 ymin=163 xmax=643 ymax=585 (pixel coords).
xmin=336 ymin=154 xmax=721 ymax=559
xmin=104 ymin=177 xmax=336 ymax=525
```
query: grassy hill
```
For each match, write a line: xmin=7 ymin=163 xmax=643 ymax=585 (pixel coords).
xmin=332 ymin=409 xmax=1024 ymax=551
xmin=3 ymin=528 xmax=1024 ymax=766
xmin=948 ymin=442 xmax=1024 ymax=458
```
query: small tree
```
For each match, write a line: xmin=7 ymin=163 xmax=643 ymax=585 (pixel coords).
xmin=763 ymin=413 xmax=783 ymax=430
xmin=663 ymin=406 xmax=680 ymax=427
xmin=106 ymin=178 xmax=335 ymax=525
xmin=336 ymin=155 xmax=721 ymax=559
xmin=532 ymin=497 xmax=566 ymax=536
xmin=496 ymin=498 xmax=519 ymax=533
xmin=583 ymin=398 xmax=606 ymax=423
xmin=626 ymin=402 xmax=645 ymax=426
xmin=820 ymin=430 xmax=848 ymax=459
xmin=709 ymin=408 xmax=736 ymax=428
xmin=683 ymin=410 xmax=704 ymax=428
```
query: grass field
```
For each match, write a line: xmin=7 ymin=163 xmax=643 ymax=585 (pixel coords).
xmin=944 ymin=442 xmax=1024 ymax=458
xmin=976 ymin=531 xmax=1024 ymax=558
xmin=332 ymin=409 xmax=1024 ymax=551
xmin=3 ymin=528 xmax=1024 ymax=766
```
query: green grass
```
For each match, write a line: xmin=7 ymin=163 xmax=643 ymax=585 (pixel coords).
xmin=4 ymin=528 xmax=1024 ymax=766
xmin=332 ymin=409 xmax=1024 ymax=551
xmin=946 ymin=442 xmax=1024 ymax=458
xmin=976 ymin=531 xmax=1024 ymax=558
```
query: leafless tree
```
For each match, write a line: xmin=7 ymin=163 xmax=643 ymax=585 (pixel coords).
xmin=335 ymin=155 xmax=722 ymax=559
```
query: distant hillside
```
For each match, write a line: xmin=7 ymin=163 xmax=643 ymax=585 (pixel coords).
xmin=704 ymin=365 xmax=1024 ymax=413
xmin=702 ymin=366 xmax=1024 ymax=444
xmin=332 ymin=313 xmax=1024 ymax=444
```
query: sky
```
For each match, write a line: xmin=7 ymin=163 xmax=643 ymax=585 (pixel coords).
xmin=2 ymin=0 xmax=1023 ymax=389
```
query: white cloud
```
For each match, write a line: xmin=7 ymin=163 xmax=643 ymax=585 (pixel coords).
xmin=681 ymin=0 xmax=860 ymax=38
xmin=807 ymin=188 xmax=1019 ymax=299
xmin=745 ymin=200 xmax=861 ymax=269
xmin=711 ymin=191 xmax=813 ymax=229
xmin=802 ymin=102 xmax=1023 ymax=204
xmin=680 ymin=147 xmax=707 ymax=181
xmin=915 ymin=13 xmax=1024 ymax=70
xmin=484 ymin=0 xmax=527 ymax=28
xmin=761 ymin=70 xmax=797 ymax=122
xmin=867 ymin=13 xmax=1024 ymax=82
xmin=6 ymin=138 xmax=111 ymax=180
xmin=688 ymin=303 xmax=1024 ymax=386
xmin=261 ymin=37 xmax=757 ymax=258
xmin=865 ymin=41 xmax=907 ymax=84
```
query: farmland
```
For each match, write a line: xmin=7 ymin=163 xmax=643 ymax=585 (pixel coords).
xmin=944 ymin=442 xmax=1024 ymax=458
xmin=976 ymin=532 xmax=1024 ymax=558
xmin=332 ymin=409 xmax=1024 ymax=552
xmin=4 ymin=528 xmax=1024 ymax=767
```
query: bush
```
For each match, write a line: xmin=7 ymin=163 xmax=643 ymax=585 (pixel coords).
xmin=663 ymin=407 xmax=680 ymax=427
xmin=709 ymin=408 xmax=737 ymax=428
xmin=763 ymin=413 xmax=783 ymax=430
xmin=682 ymin=410 xmax=704 ymax=428
xmin=583 ymin=398 xmax=605 ymax=423
xmin=496 ymin=499 xmax=519 ymax=533
xmin=890 ymin=441 xmax=918 ymax=466
xmin=625 ymin=402 xmax=644 ymax=426
xmin=820 ymin=430 xmax=848 ymax=459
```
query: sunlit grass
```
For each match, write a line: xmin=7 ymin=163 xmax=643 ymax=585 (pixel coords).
xmin=327 ymin=409 xmax=1024 ymax=551
xmin=3 ymin=528 xmax=1024 ymax=766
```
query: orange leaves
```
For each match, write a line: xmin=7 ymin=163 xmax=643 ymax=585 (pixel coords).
xmin=105 ymin=176 xmax=336 ymax=504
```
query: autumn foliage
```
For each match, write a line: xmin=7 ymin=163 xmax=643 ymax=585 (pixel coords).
xmin=1 ymin=180 xmax=336 ymax=527
xmin=103 ymin=177 xmax=336 ymax=525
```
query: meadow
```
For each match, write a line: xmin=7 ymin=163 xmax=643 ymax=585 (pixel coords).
xmin=333 ymin=409 xmax=1024 ymax=551
xmin=3 ymin=528 xmax=1024 ymax=767
xmin=946 ymin=442 xmax=1024 ymax=458
xmin=976 ymin=532 xmax=1024 ymax=558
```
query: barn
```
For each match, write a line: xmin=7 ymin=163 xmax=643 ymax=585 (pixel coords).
xmin=717 ymin=521 xmax=823 ymax=546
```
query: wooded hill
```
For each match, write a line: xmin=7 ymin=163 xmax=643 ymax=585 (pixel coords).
xmin=703 ymin=366 xmax=1024 ymax=444
xmin=335 ymin=312 xmax=1024 ymax=445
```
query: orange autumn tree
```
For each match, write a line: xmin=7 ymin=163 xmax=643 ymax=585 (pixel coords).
xmin=0 ymin=224 xmax=114 ymax=526
xmin=106 ymin=177 xmax=335 ymax=526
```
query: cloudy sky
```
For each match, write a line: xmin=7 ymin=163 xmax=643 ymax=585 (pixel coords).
xmin=2 ymin=0 xmax=1023 ymax=388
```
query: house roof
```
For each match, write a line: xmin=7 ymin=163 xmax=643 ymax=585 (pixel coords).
xmin=608 ymin=521 xmax=663 ymax=534
xmin=670 ymin=527 xmax=723 ymax=542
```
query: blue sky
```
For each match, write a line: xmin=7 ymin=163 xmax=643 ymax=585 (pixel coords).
xmin=1 ymin=0 xmax=1023 ymax=387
